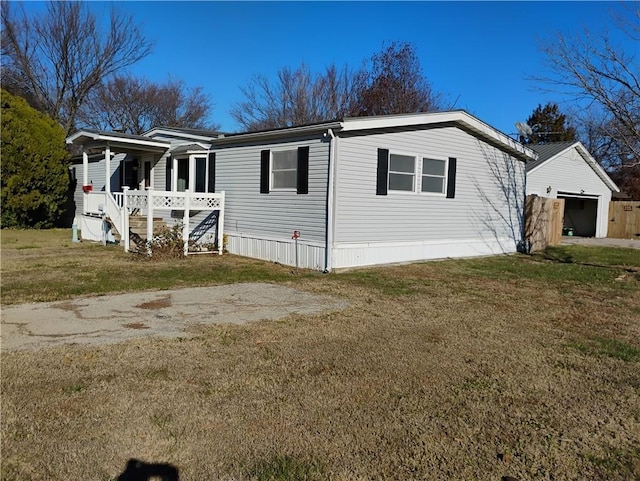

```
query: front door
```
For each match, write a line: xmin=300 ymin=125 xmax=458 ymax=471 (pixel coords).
xmin=121 ymin=159 xmax=138 ymax=190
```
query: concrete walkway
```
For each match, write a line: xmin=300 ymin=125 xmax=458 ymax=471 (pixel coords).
xmin=1 ymin=283 xmax=347 ymax=351
xmin=561 ymin=236 xmax=640 ymax=249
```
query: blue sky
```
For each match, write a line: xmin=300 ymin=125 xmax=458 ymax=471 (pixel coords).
xmin=19 ymin=1 xmax=637 ymax=135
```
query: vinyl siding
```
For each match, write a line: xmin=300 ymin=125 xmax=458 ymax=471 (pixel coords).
xmin=216 ymin=137 xmax=330 ymax=245
xmin=526 ymin=148 xmax=612 ymax=197
xmin=334 ymin=126 xmax=526 ymax=246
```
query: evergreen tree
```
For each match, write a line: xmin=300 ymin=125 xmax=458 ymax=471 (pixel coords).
xmin=1 ymin=89 xmax=70 ymax=228
xmin=522 ymin=103 xmax=577 ymax=144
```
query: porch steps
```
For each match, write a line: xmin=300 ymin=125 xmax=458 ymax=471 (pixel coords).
xmin=128 ymin=216 xmax=166 ymax=236
xmin=104 ymin=215 xmax=167 ymax=250
xmin=128 ymin=216 xmax=167 ymax=250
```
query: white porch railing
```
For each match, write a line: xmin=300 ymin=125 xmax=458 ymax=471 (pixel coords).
xmin=84 ymin=189 xmax=225 ymax=256
xmin=112 ymin=192 xmax=125 ymax=209
xmin=123 ymin=189 xmax=225 ymax=256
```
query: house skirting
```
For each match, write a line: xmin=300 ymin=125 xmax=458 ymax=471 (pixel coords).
xmin=330 ymin=237 xmax=518 ymax=270
xmin=79 ymin=214 xmax=116 ymax=243
xmin=225 ymin=232 xmax=326 ymax=271
xmin=226 ymin=234 xmax=517 ymax=272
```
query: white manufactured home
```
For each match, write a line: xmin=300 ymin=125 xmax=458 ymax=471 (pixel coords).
xmin=526 ymin=141 xmax=619 ymax=238
xmin=67 ymin=111 xmax=537 ymax=270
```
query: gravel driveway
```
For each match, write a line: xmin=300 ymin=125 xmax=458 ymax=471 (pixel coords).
xmin=1 ymin=283 xmax=347 ymax=351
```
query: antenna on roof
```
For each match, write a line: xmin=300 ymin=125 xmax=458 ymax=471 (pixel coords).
xmin=515 ymin=122 xmax=533 ymax=137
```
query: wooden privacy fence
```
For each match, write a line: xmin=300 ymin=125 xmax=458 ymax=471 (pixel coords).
xmin=525 ymin=195 xmax=565 ymax=252
xmin=608 ymin=201 xmax=640 ymax=239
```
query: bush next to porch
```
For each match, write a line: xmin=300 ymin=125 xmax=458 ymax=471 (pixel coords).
xmin=1 ymin=89 xmax=70 ymax=228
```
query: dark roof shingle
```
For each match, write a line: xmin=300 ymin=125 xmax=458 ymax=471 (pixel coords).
xmin=526 ymin=141 xmax=577 ymax=171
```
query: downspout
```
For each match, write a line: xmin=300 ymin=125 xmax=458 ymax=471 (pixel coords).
xmin=521 ymin=156 xmax=530 ymax=253
xmin=324 ymin=128 xmax=337 ymax=272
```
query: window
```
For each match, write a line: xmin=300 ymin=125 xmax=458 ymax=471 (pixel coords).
xmin=421 ymin=158 xmax=447 ymax=194
xmin=260 ymin=147 xmax=308 ymax=194
xmin=177 ymin=158 xmax=189 ymax=192
xmin=388 ymin=153 xmax=416 ymax=192
xmin=377 ymin=148 xmax=456 ymax=198
xmin=271 ymin=149 xmax=298 ymax=189
xmin=173 ymin=154 xmax=215 ymax=193
xmin=195 ymin=157 xmax=206 ymax=192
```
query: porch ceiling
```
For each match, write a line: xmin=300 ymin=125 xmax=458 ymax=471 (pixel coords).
xmin=66 ymin=130 xmax=171 ymax=154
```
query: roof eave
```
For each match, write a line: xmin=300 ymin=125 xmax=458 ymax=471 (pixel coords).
xmin=575 ymin=143 xmax=620 ymax=192
xmin=341 ymin=111 xmax=537 ymax=162
xmin=213 ymin=121 xmax=343 ymax=145
xmin=66 ymin=130 xmax=171 ymax=153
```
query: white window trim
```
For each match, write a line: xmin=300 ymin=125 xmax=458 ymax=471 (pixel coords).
xmin=173 ymin=152 xmax=211 ymax=193
xmin=387 ymin=151 xmax=417 ymax=193
xmin=419 ymin=157 xmax=448 ymax=197
xmin=270 ymin=148 xmax=298 ymax=192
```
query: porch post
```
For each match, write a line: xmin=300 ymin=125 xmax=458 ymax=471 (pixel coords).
xmin=183 ymin=190 xmax=190 ymax=256
xmin=105 ymin=144 xmax=111 ymax=194
xmin=147 ymin=189 xmax=154 ymax=256
xmin=218 ymin=192 xmax=225 ymax=255
xmin=82 ymin=149 xmax=89 ymax=214
xmin=122 ymin=186 xmax=130 ymax=252
xmin=82 ymin=149 xmax=89 ymax=186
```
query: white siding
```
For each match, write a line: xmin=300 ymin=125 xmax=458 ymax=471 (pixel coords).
xmin=153 ymin=154 xmax=169 ymax=191
xmin=216 ymin=137 xmax=330 ymax=270
xmin=70 ymin=156 xmax=121 ymax=219
xmin=527 ymin=148 xmax=612 ymax=237
xmin=71 ymin=164 xmax=84 ymax=219
xmin=331 ymin=126 xmax=526 ymax=269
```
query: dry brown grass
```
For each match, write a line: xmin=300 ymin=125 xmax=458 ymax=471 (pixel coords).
xmin=2 ymin=230 xmax=640 ymax=480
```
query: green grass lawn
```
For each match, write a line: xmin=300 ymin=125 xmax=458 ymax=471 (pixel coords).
xmin=2 ymin=229 xmax=639 ymax=481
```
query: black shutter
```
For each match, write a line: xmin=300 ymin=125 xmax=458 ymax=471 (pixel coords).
xmin=260 ymin=149 xmax=270 ymax=194
xmin=376 ymin=148 xmax=389 ymax=195
xmin=165 ymin=155 xmax=172 ymax=191
xmin=446 ymin=157 xmax=457 ymax=199
xmin=208 ymin=152 xmax=216 ymax=193
xmin=297 ymin=146 xmax=309 ymax=194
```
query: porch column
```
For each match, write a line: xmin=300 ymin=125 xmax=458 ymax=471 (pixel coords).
xmin=105 ymin=144 xmax=111 ymax=193
xmin=82 ymin=149 xmax=89 ymax=187
xmin=183 ymin=190 xmax=190 ymax=256
xmin=147 ymin=189 xmax=154 ymax=256
xmin=218 ymin=192 xmax=225 ymax=255
xmin=122 ymin=186 xmax=130 ymax=253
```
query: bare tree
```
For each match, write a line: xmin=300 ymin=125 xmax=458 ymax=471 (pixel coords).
xmin=231 ymin=42 xmax=446 ymax=131
xmin=532 ymin=4 xmax=639 ymax=169
xmin=349 ymin=41 xmax=444 ymax=117
xmin=79 ymin=75 xmax=213 ymax=135
xmin=231 ymin=63 xmax=358 ymax=131
xmin=1 ymin=1 xmax=152 ymax=135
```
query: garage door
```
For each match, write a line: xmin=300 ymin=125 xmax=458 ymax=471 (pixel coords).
xmin=558 ymin=192 xmax=599 ymax=237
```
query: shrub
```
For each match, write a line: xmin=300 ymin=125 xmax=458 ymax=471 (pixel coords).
xmin=1 ymin=89 xmax=70 ymax=228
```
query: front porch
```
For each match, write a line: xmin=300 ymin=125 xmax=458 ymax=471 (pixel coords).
xmin=81 ymin=189 xmax=225 ymax=255
xmin=67 ymin=129 xmax=225 ymax=256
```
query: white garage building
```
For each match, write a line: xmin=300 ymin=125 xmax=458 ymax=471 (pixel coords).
xmin=526 ymin=141 xmax=619 ymax=238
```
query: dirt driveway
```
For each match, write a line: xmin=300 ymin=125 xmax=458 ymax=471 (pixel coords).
xmin=1 ymin=283 xmax=347 ymax=351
